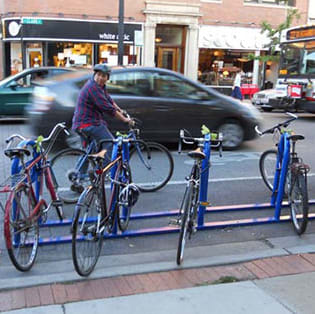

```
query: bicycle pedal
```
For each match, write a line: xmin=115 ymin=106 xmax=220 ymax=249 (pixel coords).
xmin=169 ymin=218 xmax=181 ymax=226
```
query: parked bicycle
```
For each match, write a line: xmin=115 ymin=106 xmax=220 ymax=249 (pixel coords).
xmin=71 ymin=134 xmax=147 ymax=276
xmin=174 ymin=127 xmax=222 ymax=265
xmin=256 ymin=112 xmax=310 ymax=235
xmin=51 ymin=112 xmax=174 ymax=203
xmin=2 ymin=123 xmax=69 ymax=271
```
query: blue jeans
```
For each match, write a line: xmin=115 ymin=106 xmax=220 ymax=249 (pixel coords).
xmin=231 ymin=86 xmax=243 ymax=100
xmin=80 ymin=124 xmax=114 ymax=165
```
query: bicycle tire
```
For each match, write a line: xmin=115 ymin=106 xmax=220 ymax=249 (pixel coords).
xmin=117 ymin=163 xmax=133 ymax=232
xmin=129 ymin=142 xmax=174 ymax=192
xmin=289 ymin=170 xmax=309 ymax=235
xmin=176 ymin=182 xmax=193 ymax=266
xmin=4 ymin=184 xmax=39 ymax=272
xmin=259 ymin=149 xmax=278 ymax=192
xmin=72 ymin=187 xmax=104 ymax=276
xmin=51 ymin=148 xmax=94 ymax=204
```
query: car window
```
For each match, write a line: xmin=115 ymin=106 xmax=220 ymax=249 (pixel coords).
xmin=14 ymin=71 xmax=50 ymax=87
xmin=107 ymin=71 xmax=153 ymax=96
xmin=152 ymin=72 xmax=210 ymax=100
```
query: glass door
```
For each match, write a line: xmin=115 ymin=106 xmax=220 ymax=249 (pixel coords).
xmin=157 ymin=47 xmax=179 ymax=71
xmin=26 ymin=47 xmax=43 ymax=68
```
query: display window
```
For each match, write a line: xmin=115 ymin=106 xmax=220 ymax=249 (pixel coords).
xmin=98 ymin=43 xmax=139 ymax=66
xmin=47 ymin=42 xmax=93 ymax=67
xmin=198 ymin=49 xmax=254 ymax=86
xmin=10 ymin=43 xmax=23 ymax=75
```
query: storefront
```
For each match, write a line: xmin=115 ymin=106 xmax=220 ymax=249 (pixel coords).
xmin=2 ymin=17 xmax=143 ymax=76
xmin=198 ymin=25 xmax=271 ymax=94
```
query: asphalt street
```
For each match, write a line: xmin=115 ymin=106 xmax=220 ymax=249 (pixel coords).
xmin=0 ymin=110 xmax=315 ymax=277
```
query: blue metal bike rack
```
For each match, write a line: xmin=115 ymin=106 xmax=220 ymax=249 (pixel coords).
xmin=36 ymin=132 xmax=315 ymax=245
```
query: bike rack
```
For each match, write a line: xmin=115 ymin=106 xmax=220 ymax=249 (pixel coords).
xmin=35 ymin=132 xmax=315 ymax=245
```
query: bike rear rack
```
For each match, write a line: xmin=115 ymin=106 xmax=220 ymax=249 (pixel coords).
xmin=32 ymin=132 xmax=315 ymax=245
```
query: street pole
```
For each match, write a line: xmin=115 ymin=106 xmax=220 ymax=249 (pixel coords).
xmin=118 ymin=0 xmax=124 ymax=66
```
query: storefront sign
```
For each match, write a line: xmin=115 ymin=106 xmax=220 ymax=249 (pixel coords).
xmin=22 ymin=18 xmax=43 ymax=25
xmin=3 ymin=18 xmax=142 ymax=43
xmin=199 ymin=25 xmax=270 ymax=50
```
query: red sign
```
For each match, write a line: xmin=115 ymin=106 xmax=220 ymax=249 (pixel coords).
xmin=288 ymin=85 xmax=302 ymax=99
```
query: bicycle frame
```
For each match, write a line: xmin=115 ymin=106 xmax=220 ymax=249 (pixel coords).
xmin=74 ymin=136 xmax=131 ymax=236
xmin=5 ymin=143 xmax=61 ymax=249
xmin=271 ymin=131 xmax=291 ymax=219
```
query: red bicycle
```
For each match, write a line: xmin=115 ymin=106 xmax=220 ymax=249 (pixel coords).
xmin=2 ymin=123 xmax=69 ymax=271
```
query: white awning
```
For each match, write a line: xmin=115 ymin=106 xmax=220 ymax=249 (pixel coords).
xmin=199 ymin=25 xmax=270 ymax=50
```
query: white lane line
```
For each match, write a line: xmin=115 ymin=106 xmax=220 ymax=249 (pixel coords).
xmin=166 ymin=173 xmax=315 ymax=186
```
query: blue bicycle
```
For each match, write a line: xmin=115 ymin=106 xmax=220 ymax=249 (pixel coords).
xmin=256 ymin=112 xmax=310 ymax=235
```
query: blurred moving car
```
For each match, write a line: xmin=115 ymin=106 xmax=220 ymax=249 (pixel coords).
xmin=28 ymin=67 xmax=262 ymax=149
xmin=0 ymin=67 xmax=74 ymax=117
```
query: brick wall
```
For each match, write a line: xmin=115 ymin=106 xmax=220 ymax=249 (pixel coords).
xmin=200 ymin=0 xmax=309 ymax=27
xmin=1 ymin=0 xmax=309 ymax=27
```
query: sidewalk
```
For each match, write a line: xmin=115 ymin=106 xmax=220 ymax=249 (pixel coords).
xmin=2 ymin=250 xmax=315 ymax=313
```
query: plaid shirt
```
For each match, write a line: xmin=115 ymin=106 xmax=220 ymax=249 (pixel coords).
xmin=72 ymin=78 xmax=117 ymax=130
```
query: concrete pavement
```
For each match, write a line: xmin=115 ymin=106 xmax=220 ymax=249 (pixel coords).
xmin=2 ymin=233 xmax=315 ymax=313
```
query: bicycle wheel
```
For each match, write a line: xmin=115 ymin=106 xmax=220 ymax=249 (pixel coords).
xmin=72 ymin=187 xmax=104 ymax=276
xmin=289 ymin=170 xmax=309 ymax=235
xmin=117 ymin=163 xmax=132 ymax=232
xmin=51 ymin=148 xmax=94 ymax=204
xmin=176 ymin=182 xmax=194 ymax=266
xmin=259 ymin=149 xmax=278 ymax=192
xmin=4 ymin=184 xmax=39 ymax=272
xmin=129 ymin=142 xmax=174 ymax=192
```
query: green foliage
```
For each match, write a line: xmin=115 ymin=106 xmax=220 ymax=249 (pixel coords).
xmin=247 ymin=7 xmax=301 ymax=62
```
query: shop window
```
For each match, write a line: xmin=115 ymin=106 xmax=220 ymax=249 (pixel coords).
xmin=198 ymin=49 xmax=254 ymax=86
xmin=99 ymin=44 xmax=138 ymax=66
xmin=107 ymin=71 xmax=153 ymax=96
xmin=47 ymin=42 xmax=92 ymax=67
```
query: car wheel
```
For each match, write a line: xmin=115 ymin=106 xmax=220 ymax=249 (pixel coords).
xmin=218 ymin=121 xmax=244 ymax=150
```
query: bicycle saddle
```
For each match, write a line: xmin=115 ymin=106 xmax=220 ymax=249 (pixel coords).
xmin=88 ymin=149 xmax=107 ymax=162
xmin=4 ymin=148 xmax=31 ymax=158
xmin=188 ymin=149 xmax=206 ymax=160
xmin=288 ymin=134 xmax=304 ymax=141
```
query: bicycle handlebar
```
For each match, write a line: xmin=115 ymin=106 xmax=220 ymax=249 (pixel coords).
xmin=178 ymin=129 xmax=223 ymax=156
xmin=41 ymin=122 xmax=69 ymax=143
xmin=255 ymin=112 xmax=297 ymax=136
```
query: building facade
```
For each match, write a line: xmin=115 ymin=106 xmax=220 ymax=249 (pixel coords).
xmin=0 ymin=0 xmax=310 ymax=88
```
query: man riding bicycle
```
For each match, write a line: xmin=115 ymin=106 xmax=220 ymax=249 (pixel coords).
xmin=72 ymin=64 xmax=133 ymax=164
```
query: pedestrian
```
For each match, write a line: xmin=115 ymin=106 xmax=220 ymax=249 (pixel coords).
xmin=72 ymin=63 xmax=134 ymax=164
xmin=231 ymin=68 xmax=243 ymax=100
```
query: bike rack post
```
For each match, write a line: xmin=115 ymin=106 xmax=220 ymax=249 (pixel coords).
xmin=197 ymin=133 xmax=210 ymax=227
xmin=272 ymin=133 xmax=290 ymax=220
